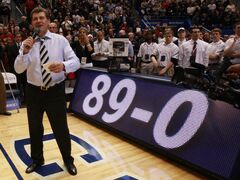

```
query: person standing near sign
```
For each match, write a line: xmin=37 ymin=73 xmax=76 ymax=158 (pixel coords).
xmin=14 ymin=7 xmax=80 ymax=175
xmin=92 ymin=30 xmax=110 ymax=68
xmin=71 ymin=27 xmax=94 ymax=68
xmin=178 ymin=26 xmax=209 ymax=68
xmin=137 ymin=30 xmax=158 ymax=74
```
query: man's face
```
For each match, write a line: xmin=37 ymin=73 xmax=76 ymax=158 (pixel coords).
xmin=178 ymin=30 xmax=186 ymax=39
xmin=191 ymin=28 xmax=201 ymax=40
xmin=212 ymin=31 xmax=220 ymax=42
xmin=97 ymin=32 xmax=104 ymax=41
xmin=31 ymin=12 xmax=49 ymax=35
xmin=164 ymin=33 xmax=173 ymax=44
xmin=3 ymin=27 xmax=8 ymax=34
xmin=235 ymin=24 xmax=240 ymax=36
xmin=15 ymin=34 xmax=22 ymax=43
xmin=49 ymin=23 xmax=58 ymax=33
xmin=145 ymin=32 xmax=152 ymax=41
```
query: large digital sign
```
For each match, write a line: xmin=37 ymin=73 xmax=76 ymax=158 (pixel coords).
xmin=70 ymin=68 xmax=240 ymax=179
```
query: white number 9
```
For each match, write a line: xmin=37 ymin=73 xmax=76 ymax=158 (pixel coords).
xmin=102 ymin=79 xmax=136 ymax=123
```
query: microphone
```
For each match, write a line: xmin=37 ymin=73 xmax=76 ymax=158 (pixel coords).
xmin=32 ymin=28 xmax=40 ymax=39
xmin=24 ymin=28 xmax=40 ymax=49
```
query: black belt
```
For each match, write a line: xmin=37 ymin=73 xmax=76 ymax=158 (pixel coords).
xmin=28 ymin=82 xmax=64 ymax=91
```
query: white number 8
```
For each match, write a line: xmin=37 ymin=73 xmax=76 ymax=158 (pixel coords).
xmin=83 ymin=75 xmax=111 ymax=115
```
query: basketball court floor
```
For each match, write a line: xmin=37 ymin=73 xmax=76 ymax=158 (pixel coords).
xmin=0 ymin=108 xmax=205 ymax=179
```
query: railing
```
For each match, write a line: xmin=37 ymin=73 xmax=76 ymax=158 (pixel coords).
xmin=143 ymin=16 xmax=192 ymax=30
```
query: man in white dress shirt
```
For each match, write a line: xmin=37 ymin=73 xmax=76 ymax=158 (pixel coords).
xmin=224 ymin=22 xmax=240 ymax=65
xmin=179 ymin=26 xmax=209 ymax=68
xmin=92 ymin=30 xmax=110 ymax=68
xmin=14 ymin=7 xmax=80 ymax=176
xmin=208 ymin=28 xmax=225 ymax=69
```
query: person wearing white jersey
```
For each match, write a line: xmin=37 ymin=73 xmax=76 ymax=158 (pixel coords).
xmin=152 ymin=31 xmax=179 ymax=76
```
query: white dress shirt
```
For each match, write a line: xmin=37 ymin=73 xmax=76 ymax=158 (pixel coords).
xmin=14 ymin=31 xmax=80 ymax=87
xmin=179 ymin=39 xmax=209 ymax=68
xmin=224 ymin=37 xmax=240 ymax=64
xmin=92 ymin=39 xmax=110 ymax=61
xmin=208 ymin=40 xmax=225 ymax=63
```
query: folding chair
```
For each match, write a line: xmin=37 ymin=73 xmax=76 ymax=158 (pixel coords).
xmin=1 ymin=72 xmax=20 ymax=112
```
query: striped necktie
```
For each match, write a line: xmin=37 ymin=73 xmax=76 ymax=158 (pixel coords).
xmin=190 ymin=41 xmax=197 ymax=64
xmin=40 ymin=38 xmax=52 ymax=88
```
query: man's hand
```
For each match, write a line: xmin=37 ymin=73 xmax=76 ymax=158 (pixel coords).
xmin=48 ymin=62 xmax=65 ymax=73
xmin=151 ymin=56 xmax=158 ymax=68
xmin=226 ymin=64 xmax=240 ymax=75
xmin=22 ymin=37 xmax=34 ymax=54
xmin=231 ymin=52 xmax=240 ymax=58
xmin=159 ymin=68 xmax=167 ymax=76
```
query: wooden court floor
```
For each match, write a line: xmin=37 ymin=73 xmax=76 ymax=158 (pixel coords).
xmin=0 ymin=108 xmax=206 ymax=180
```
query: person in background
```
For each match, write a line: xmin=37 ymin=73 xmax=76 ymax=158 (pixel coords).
xmin=0 ymin=45 xmax=11 ymax=116
xmin=153 ymin=31 xmax=179 ymax=76
xmin=179 ymin=26 xmax=209 ymax=68
xmin=208 ymin=28 xmax=225 ymax=69
xmin=71 ymin=27 xmax=94 ymax=68
xmin=224 ymin=21 xmax=240 ymax=65
xmin=174 ymin=27 xmax=187 ymax=47
xmin=14 ymin=7 xmax=80 ymax=175
xmin=92 ymin=30 xmax=110 ymax=68
xmin=5 ymin=32 xmax=27 ymax=103
xmin=137 ymin=30 xmax=158 ymax=74
xmin=119 ymin=29 xmax=134 ymax=61
xmin=49 ymin=22 xmax=59 ymax=33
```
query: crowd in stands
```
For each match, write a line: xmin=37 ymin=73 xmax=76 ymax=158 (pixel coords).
xmin=139 ymin=0 xmax=240 ymax=28
xmin=0 ymin=0 xmax=240 ymax=104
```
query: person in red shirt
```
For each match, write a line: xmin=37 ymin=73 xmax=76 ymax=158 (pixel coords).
xmin=0 ymin=26 xmax=14 ymax=41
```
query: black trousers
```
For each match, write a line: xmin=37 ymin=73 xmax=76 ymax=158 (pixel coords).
xmin=26 ymin=82 xmax=73 ymax=164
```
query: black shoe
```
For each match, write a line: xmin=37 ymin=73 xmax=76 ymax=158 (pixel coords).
xmin=65 ymin=163 xmax=77 ymax=175
xmin=25 ymin=161 xmax=44 ymax=174
xmin=0 ymin=111 xmax=11 ymax=116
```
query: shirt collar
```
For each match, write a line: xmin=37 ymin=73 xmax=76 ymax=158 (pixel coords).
xmin=191 ymin=39 xmax=199 ymax=44
xmin=37 ymin=30 xmax=52 ymax=40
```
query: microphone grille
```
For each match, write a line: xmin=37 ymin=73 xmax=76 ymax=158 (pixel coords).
xmin=32 ymin=28 xmax=40 ymax=39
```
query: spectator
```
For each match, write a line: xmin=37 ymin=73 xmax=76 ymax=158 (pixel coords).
xmin=137 ymin=30 xmax=158 ymax=74
xmin=18 ymin=16 xmax=30 ymax=31
xmin=174 ymin=27 xmax=187 ymax=47
xmin=224 ymin=22 xmax=240 ymax=64
xmin=208 ymin=28 xmax=225 ymax=68
xmin=92 ymin=30 xmax=110 ymax=68
xmin=49 ymin=22 xmax=59 ymax=33
xmin=71 ymin=27 xmax=94 ymax=68
xmin=119 ymin=29 xmax=134 ymax=61
xmin=154 ymin=30 xmax=179 ymax=76
xmin=179 ymin=26 xmax=209 ymax=68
